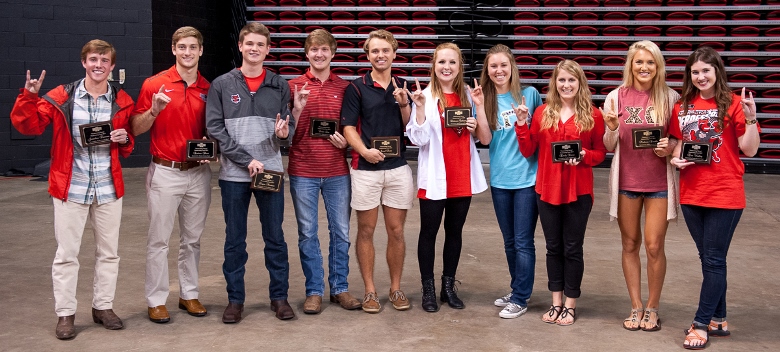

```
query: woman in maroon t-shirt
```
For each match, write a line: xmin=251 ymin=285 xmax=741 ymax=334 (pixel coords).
xmin=602 ymin=40 xmax=680 ymax=332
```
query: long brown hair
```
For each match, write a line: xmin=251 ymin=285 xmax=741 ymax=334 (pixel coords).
xmin=429 ymin=43 xmax=471 ymax=111
xmin=680 ymin=46 xmax=732 ymax=129
xmin=621 ymin=40 xmax=672 ymax=126
xmin=542 ymin=60 xmax=594 ymax=131
xmin=479 ymin=44 xmax=523 ymax=130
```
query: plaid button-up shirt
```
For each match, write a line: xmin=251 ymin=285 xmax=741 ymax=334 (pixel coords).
xmin=67 ymin=80 xmax=117 ymax=204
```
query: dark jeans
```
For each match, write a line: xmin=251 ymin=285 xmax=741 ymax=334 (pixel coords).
xmin=491 ymin=186 xmax=538 ymax=306
xmin=417 ymin=197 xmax=472 ymax=281
xmin=219 ymin=179 xmax=289 ymax=304
xmin=537 ymin=194 xmax=592 ymax=299
xmin=681 ymin=204 xmax=743 ymax=325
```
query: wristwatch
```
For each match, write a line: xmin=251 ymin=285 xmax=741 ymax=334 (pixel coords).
xmin=746 ymin=119 xmax=758 ymax=125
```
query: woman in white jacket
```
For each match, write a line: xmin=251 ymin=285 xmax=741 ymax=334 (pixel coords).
xmin=406 ymin=43 xmax=489 ymax=312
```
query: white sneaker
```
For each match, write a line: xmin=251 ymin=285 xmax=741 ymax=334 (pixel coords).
xmin=494 ymin=292 xmax=512 ymax=307
xmin=499 ymin=303 xmax=528 ymax=319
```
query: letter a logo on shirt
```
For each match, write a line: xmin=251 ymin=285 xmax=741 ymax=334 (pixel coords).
xmin=231 ymin=94 xmax=241 ymax=104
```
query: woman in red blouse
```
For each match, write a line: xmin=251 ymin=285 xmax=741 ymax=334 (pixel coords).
xmin=515 ymin=60 xmax=606 ymax=325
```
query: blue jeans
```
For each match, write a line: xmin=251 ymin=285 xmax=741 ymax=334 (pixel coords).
xmin=681 ymin=204 xmax=743 ymax=325
xmin=491 ymin=186 xmax=538 ymax=306
xmin=219 ymin=180 xmax=289 ymax=304
xmin=290 ymin=175 xmax=351 ymax=296
xmin=618 ymin=190 xmax=668 ymax=199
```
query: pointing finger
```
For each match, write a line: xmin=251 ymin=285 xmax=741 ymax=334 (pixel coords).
xmin=26 ymin=70 xmax=31 ymax=82
xmin=392 ymin=78 xmax=398 ymax=89
xmin=611 ymin=98 xmax=616 ymax=112
xmin=158 ymin=85 xmax=165 ymax=94
xmin=415 ymin=78 xmax=421 ymax=92
xmin=522 ymin=96 xmax=526 ymax=106
xmin=302 ymin=82 xmax=308 ymax=91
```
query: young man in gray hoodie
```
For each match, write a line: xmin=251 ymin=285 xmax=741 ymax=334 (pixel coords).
xmin=206 ymin=22 xmax=295 ymax=324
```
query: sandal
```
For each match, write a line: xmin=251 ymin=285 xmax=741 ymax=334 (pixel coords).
xmin=556 ymin=306 xmax=576 ymax=326
xmin=542 ymin=305 xmax=562 ymax=324
xmin=623 ymin=308 xmax=643 ymax=331
xmin=683 ymin=323 xmax=709 ymax=350
xmin=641 ymin=308 xmax=662 ymax=332
xmin=708 ymin=320 xmax=730 ymax=337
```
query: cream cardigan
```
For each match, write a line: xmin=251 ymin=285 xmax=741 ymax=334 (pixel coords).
xmin=602 ymin=87 xmax=680 ymax=221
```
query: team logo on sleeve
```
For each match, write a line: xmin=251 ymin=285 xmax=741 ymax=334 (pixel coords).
xmin=231 ymin=94 xmax=241 ymax=104
xmin=200 ymin=93 xmax=207 ymax=102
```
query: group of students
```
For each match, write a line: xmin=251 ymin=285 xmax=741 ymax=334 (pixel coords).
xmin=11 ymin=23 xmax=759 ymax=350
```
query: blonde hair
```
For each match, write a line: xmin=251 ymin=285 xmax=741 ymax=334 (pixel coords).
xmin=172 ymin=26 xmax=203 ymax=47
xmin=305 ymin=29 xmax=337 ymax=53
xmin=239 ymin=22 xmax=270 ymax=44
xmin=362 ymin=29 xmax=398 ymax=53
xmin=429 ymin=43 xmax=471 ymax=111
xmin=621 ymin=40 xmax=672 ymax=126
xmin=542 ymin=60 xmax=594 ymax=132
xmin=479 ymin=44 xmax=523 ymax=130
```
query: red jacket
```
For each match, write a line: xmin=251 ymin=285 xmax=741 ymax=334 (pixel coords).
xmin=10 ymin=81 xmax=135 ymax=201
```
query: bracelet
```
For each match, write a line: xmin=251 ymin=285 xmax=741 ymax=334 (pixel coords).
xmin=150 ymin=110 xmax=158 ymax=118
xmin=746 ymin=119 xmax=758 ymax=125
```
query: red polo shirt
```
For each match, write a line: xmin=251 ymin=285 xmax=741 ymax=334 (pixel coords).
xmin=133 ymin=66 xmax=210 ymax=162
xmin=287 ymin=70 xmax=350 ymax=177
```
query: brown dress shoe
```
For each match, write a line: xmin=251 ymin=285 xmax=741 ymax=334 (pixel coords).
xmin=270 ymin=299 xmax=295 ymax=320
xmin=329 ymin=292 xmax=362 ymax=310
xmin=148 ymin=305 xmax=170 ymax=323
xmin=55 ymin=315 xmax=76 ymax=340
xmin=92 ymin=308 xmax=124 ymax=330
xmin=303 ymin=295 xmax=322 ymax=314
xmin=222 ymin=302 xmax=244 ymax=324
xmin=178 ymin=298 xmax=207 ymax=317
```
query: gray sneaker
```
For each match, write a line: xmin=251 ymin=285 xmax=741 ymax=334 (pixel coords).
xmin=494 ymin=292 xmax=512 ymax=307
xmin=499 ymin=303 xmax=528 ymax=319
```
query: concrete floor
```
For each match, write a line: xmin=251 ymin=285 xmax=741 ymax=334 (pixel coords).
xmin=1 ymin=160 xmax=779 ymax=351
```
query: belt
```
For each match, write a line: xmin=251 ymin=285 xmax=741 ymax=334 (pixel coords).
xmin=152 ymin=156 xmax=201 ymax=171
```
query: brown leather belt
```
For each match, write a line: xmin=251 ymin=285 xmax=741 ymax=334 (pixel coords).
xmin=152 ymin=156 xmax=201 ymax=171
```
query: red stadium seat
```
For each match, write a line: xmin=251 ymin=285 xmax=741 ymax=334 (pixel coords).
xmin=514 ymin=41 xmax=539 ymax=50
xmin=392 ymin=68 xmax=409 ymax=77
xmin=358 ymin=11 xmax=382 ymax=20
xmin=573 ymin=0 xmax=599 ymax=6
xmin=519 ymin=70 xmax=539 ymax=79
xmin=279 ymin=40 xmax=303 ymax=48
xmin=572 ymin=26 xmax=599 ymax=36
xmin=765 ymin=58 xmax=780 ymax=67
xmin=668 ymin=12 xmax=695 ymax=21
xmin=698 ymin=26 xmax=727 ymax=37
xmin=635 ymin=12 xmax=662 ymax=21
xmin=699 ymin=0 xmax=726 ymax=5
xmin=386 ymin=0 xmax=410 ymax=5
xmin=515 ymin=56 xmax=539 ymax=65
xmin=514 ymin=0 xmax=541 ymax=6
xmin=397 ymin=40 xmax=409 ymax=49
xmin=762 ymin=104 xmax=780 ymax=113
xmin=394 ymin=55 xmax=409 ymax=63
xmin=759 ymin=118 xmax=780 ymax=127
xmin=733 ymin=0 xmax=762 ymax=4
xmin=634 ymin=0 xmax=661 ymax=6
xmin=331 ymin=67 xmax=355 ymax=76
xmin=665 ymin=57 xmax=687 ymax=66
xmin=254 ymin=0 xmax=276 ymax=6
xmin=279 ymin=26 xmax=303 ymax=33
xmin=729 ymin=58 xmax=759 ymax=67
xmin=331 ymin=11 xmax=355 ymax=20
xmin=280 ymin=53 xmax=304 ymax=61
xmin=584 ymin=71 xmax=597 ymax=81
xmin=666 ymin=72 xmax=684 ymax=82
xmin=412 ymin=68 xmax=431 ymax=77
xmin=412 ymin=40 xmax=436 ymax=49
xmin=306 ymin=0 xmax=329 ymax=5
xmin=336 ymin=39 xmax=355 ymax=48
xmin=279 ymin=0 xmax=303 ymax=5
xmin=572 ymin=12 xmax=599 ymax=21
xmin=601 ymin=71 xmax=623 ymax=81
xmin=766 ymin=28 xmax=780 ymax=36
xmin=728 ymin=73 xmax=758 ymax=83
xmin=633 ymin=26 xmax=661 ymax=36
xmin=601 ymin=56 xmax=626 ymax=66
xmin=603 ymin=12 xmax=629 ymax=21
xmin=331 ymin=26 xmax=355 ymax=34
xmin=413 ymin=11 xmax=436 ymax=20
xmin=758 ymin=150 xmax=780 ymax=159
xmin=514 ymin=26 xmax=540 ymax=36
xmin=602 ymin=41 xmax=629 ymax=51
xmin=385 ymin=26 xmax=409 ymax=34
xmin=542 ymin=41 xmax=569 ymax=50
xmin=358 ymin=0 xmax=382 ymax=5
xmin=572 ymin=41 xmax=598 ymax=51
xmin=357 ymin=54 xmax=368 ymax=62
xmin=253 ymin=12 xmax=276 ymax=21
xmin=279 ymin=11 xmax=303 ymax=20
xmin=666 ymin=26 xmax=694 ymax=37
xmin=412 ymin=55 xmax=432 ymax=63
xmin=357 ymin=67 xmax=372 ymax=75
xmin=768 ymin=11 xmax=780 ymax=20
xmin=542 ymin=71 xmax=553 ymax=79
xmin=305 ymin=11 xmax=329 ymax=20
xmin=412 ymin=26 xmax=436 ymax=35
xmin=731 ymin=42 xmax=759 ymax=51
xmin=600 ymin=86 xmax=618 ymax=95
xmin=542 ymin=56 xmax=566 ymax=65
xmin=544 ymin=26 xmax=569 ymax=36
xmin=767 ymin=43 xmax=780 ymax=51
xmin=265 ymin=26 xmax=277 ymax=33
xmin=731 ymin=26 xmax=760 ymax=36
xmin=665 ymin=42 xmax=693 ymax=51
xmin=280 ymin=67 xmax=304 ymax=75
xmin=265 ymin=54 xmax=277 ymax=61
xmin=332 ymin=54 xmax=355 ymax=62
xmin=358 ymin=26 xmax=378 ymax=34
xmin=699 ymin=42 xmax=726 ymax=51
xmin=541 ymin=86 xmax=549 ymax=94
xmin=514 ymin=12 xmax=540 ymax=20
xmin=543 ymin=12 xmax=569 ymax=21
xmin=544 ymin=0 xmax=570 ymax=6
xmin=304 ymin=25 xmax=325 ymax=33
xmin=764 ymin=74 xmax=780 ymax=83
xmin=603 ymin=0 xmax=630 ymax=5
xmin=667 ymin=0 xmax=694 ymax=5
xmin=697 ymin=12 xmax=726 ymax=20
xmin=732 ymin=11 xmax=761 ymax=20
xmin=573 ymin=56 xmax=598 ymax=66
xmin=331 ymin=0 xmax=355 ymax=5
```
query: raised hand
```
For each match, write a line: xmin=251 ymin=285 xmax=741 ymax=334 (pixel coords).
xmin=740 ymin=87 xmax=757 ymax=120
xmin=602 ymin=99 xmax=619 ymax=131
xmin=512 ymin=96 xmax=529 ymax=126
xmin=468 ymin=78 xmax=484 ymax=107
xmin=391 ymin=78 xmax=409 ymax=107
xmin=409 ymin=78 xmax=425 ymax=107
xmin=25 ymin=70 xmax=46 ymax=94
xmin=151 ymin=85 xmax=171 ymax=117
xmin=275 ymin=113 xmax=290 ymax=139
xmin=293 ymin=82 xmax=310 ymax=112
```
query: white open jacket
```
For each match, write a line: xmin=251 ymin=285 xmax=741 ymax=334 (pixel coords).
xmin=406 ymin=87 xmax=488 ymax=200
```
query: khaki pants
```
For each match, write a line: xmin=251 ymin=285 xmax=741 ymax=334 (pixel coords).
xmin=144 ymin=162 xmax=211 ymax=307
xmin=52 ymin=197 xmax=122 ymax=316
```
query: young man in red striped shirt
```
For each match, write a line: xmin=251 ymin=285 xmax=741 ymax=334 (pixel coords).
xmin=287 ymin=29 xmax=362 ymax=314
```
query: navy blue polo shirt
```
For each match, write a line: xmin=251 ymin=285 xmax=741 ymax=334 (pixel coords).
xmin=341 ymin=71 xmax=409 ymax=171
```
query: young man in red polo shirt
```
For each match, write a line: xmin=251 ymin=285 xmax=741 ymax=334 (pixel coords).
xmin=287 ymin=29 xmax=362 ymax=314
xmin=131 ymin=26 xmax=211 ymax=323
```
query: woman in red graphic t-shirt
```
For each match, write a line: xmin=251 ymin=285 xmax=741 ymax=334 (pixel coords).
xmin=668 ymin=46 xmax=760 ymax=350
xmin=602 ymin=40 xmax=680 ymax=332
xmin=514 ymin=60 xmax=606 ymax=326
xmin=405 ymin=43 xmax=488 ymax=313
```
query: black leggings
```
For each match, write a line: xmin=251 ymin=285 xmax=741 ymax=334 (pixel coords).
xmin=417 ymin=197 xmax=472 ymax=281
xmin=537 ymin=194 xmax=592 ymax=299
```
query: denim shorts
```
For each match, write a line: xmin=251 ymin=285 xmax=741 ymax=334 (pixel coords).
xmin=618 ymin=190 xmax=668 ymax=199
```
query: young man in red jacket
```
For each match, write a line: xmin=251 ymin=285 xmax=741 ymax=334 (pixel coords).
xmin=10 ymin=39 xmax=134 ymax=340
